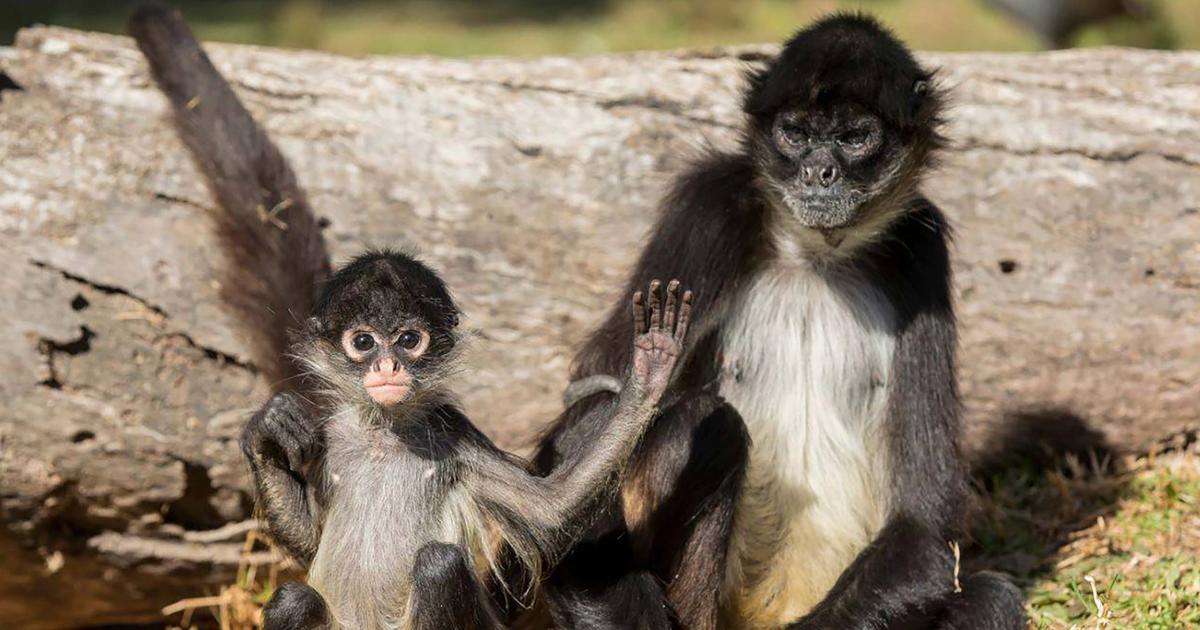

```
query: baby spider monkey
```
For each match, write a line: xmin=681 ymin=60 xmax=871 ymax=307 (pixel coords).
xmin=127 ymin=4 xmax=695 ymax=628
xmin=250 ymin=260 xmax=692 ymax=629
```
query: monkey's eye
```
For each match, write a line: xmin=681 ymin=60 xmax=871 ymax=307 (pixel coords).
xmin=779 ymin=124 xmax=807 ymax=144
xmin=839 ymin=129 xmax=870 ymax=148
xmin=397 ymin=331 xmax=421 ymax=350
xmin=352 ymin=333 xmax=376 ymax=352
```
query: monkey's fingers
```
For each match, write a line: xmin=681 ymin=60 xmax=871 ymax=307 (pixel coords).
xmin=663 ymin=279 xmax=680 ymax=332
xmin=648 ymin=280 xmax=663 ymax=330
xmin=268 ymin=428 xmax=303 ymax=472
xmin=674 ymin=290 xmax=694 ymax=341
xmin=632 ymin=291 xmax=646 ymax=335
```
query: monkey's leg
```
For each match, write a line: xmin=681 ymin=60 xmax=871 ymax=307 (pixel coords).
xmin=407 ymin=542 xmax=500 ymax=630
xmin=262 ymin=581 xmax=333 ymax=630
xmin=933 ymin=571 xmax=1025 ymax=630
xmin=546 ymin=392 xmax=749 ymax=630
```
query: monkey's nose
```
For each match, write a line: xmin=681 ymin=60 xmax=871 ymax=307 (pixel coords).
xmin=818 ymin=164 xmax=839 ymax=187
xmin=800 ymin=163 xmax=840 ymax=188
xmin=373 ymin=357 xmax=397 ymax=374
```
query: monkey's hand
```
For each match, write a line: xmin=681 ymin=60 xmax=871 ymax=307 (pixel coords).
xmin=630 ymin=279 xmax=692 ymax=402
xmin=241 ymin=391 xmax=321 ymax=475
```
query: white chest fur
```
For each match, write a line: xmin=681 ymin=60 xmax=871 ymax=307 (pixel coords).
xmin=720 ymin=263 xmax=896 ymax=627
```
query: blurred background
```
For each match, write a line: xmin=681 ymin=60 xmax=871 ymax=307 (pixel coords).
xmin=1 ymin=0 xmax=1196 ymax=55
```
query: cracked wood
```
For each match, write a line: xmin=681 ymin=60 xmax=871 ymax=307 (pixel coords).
xmin=0 ymin=25 xmax=1198 ymax=628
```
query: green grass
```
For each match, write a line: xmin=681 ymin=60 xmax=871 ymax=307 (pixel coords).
xmin=165 ymin=448 xmax=1200 ymax=629
xmin=973 ymin=449 xmax=1200 ymax=629
xmin=4 ymin=0 xmax=1200 ymax=55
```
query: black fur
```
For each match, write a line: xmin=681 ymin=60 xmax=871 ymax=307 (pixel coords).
xmin=744 ymin=14 xmax=943 ymax=141
xmin=313 ymin=251 xmax=460 ymax=335
xmin=128 ymin=8 xmax=502 ymax=626
xmin=263 ymin=582 xmax=332 ymax=630
xmin=409 ymin=543 xmax=501 ymax=630
xmin=241 ymin=391 xmax=323 ymax=563
xmin=304 ymin=250 xmax=463 ymax=395
xmin=938 ymin=572 xmax=1026 ymax=630
xmin=129 ymin=2 xmax=330 ymax=388
xmin=542 ymin=392 xmax=748 ymax=629
xmin=537 ymin=14 xmax=1024 ymax=630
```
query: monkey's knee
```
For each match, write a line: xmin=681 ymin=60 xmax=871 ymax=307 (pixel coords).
xmin=937 ymin=571 xmax=1024 ymax=630
xmin=263 ymin=581 xmax=331 ymax=630
xmin=409 ymin=543 xmax=496 ymax=629
xmin=548 ymin=569 xmax=673 ymax=630
xmin=412 ymin=542 xmax=475 ymax=590
xmin=656 ymin=392 xmax=749 ymax=466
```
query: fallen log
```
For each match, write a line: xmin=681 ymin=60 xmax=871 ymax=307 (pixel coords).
xmin=0 ymin=26 xmax=1197 ymax=627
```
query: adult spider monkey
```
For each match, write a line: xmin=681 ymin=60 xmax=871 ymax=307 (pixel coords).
xmin=535 ymin=14 xmax=1025 ymax=630
xmin=130 ymin=5 xmax=700 ymax=628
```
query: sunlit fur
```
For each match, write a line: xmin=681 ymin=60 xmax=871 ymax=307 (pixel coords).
xmin=291 ymin=253 xmax=542 ymax=627
xmin=270 ymin=253 xmax=674 ymax=629
xmin=304 ymin=399 xmax=551 ymax=629
xmin=722 ymin=14 xmax=948 ymax=625
xmin=307 ymin=404 xmax=474 ymax=629
xmin=721 ymin=264 xmax=895 ymax=627
xmin=131 ymin=7 xmax=689 ymax=628
xmin=293 ymin=328 xmax=467 ymax=420
xmin=538 ymin=13 xmax=1023 ymax=630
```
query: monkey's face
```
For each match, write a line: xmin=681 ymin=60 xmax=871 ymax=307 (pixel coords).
xmin=338 ymin=322 xmax=432 ymax=406
xmin=743 ymin=15 xmax=944 ymax=232
xmin=300 ymin=252 xmax=461 ymax=410
xmin=760 ymin=103 xmax=904 ymax=229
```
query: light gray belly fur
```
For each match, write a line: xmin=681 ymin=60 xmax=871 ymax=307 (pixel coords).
xmin=307 ymin=412 xmax=479 ymax=630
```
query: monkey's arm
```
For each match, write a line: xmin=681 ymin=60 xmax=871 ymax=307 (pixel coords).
xmin=788 ymin=205 xmax=965 ymax=630
xmin=465 ymin=397 xmax=657 ymax=573
xmin=242 ymin=392 xmax=323 ymax=566
xmin=535 ymin=154 xmax=761 ymax=475
xmin=467 ymin=284 xmax=691 ymax=564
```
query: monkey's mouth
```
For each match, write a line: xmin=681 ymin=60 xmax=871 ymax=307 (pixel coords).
xmin=366 ymin=384 xmax=409 ymax=405
xmin=780 ymin=188 xmax=860 ymax=229
xmin=364 ymin=373 xmax=412 ymax=406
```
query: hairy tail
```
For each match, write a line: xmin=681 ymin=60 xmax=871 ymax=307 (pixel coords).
xmin=129 ymin=3 xmax=330 ymax=388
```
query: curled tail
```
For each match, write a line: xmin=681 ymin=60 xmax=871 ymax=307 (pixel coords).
xmin=129 ymin=3 xmax=330 ymax=388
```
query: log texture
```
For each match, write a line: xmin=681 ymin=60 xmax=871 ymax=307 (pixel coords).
xmin=0 ymin=26 xmax=1197 ymax=627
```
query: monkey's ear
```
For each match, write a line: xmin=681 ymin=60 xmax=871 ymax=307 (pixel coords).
xmin=909 ymin=78 xmax=934 ymax=119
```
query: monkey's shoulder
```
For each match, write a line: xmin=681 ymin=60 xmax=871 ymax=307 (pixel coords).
xmin=662 ymin=151 xmax=762 ymax=222
xmin=639 ymin=151 xmax=768 ymax=288
xmin=859 ymin=197 xmax=954 ymax=319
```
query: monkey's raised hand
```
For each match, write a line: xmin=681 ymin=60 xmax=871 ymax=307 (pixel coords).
xmin=631 ymin=279 xmax=692 ymax=401
xmin=241 ymin=391 xmax=321 ymax=474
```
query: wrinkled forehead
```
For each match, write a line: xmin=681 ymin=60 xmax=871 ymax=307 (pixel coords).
xmin=785 ymin=101 xmax=877 ymax=125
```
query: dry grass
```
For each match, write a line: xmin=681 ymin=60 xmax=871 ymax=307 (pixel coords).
xmin=972 ymin=443 xmax=1200 ymax=630
xmin=169 ymin=445 xmax=1199 ymax=629
xmin=163 ymin=530 xmax=283 ymax=630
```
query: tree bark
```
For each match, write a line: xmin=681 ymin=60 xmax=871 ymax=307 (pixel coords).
xmin=0 ymin=27 xmax=1197 ymax=627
